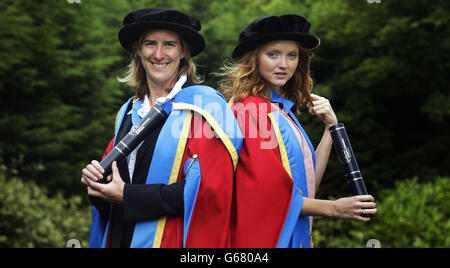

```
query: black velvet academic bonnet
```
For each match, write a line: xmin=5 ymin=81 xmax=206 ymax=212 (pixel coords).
xmin=232 ymin=14 xmax=320 ymax=59
xmin=118 ymin=8 xmax=206 ymax=57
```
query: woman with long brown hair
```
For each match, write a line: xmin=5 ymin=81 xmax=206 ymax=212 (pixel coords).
xmin=221 ymin=15 xmax=377 ymax=248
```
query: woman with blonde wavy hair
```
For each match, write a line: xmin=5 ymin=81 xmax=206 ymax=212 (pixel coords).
xmin=221 ymin=15 xmax=377 ymax=248
xmin=81 ymin=8 xmax=243 ymax=248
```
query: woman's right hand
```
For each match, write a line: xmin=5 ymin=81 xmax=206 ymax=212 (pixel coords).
xmin=81 ymin=160 xmax=104 ymax=185
xmin=333 ymin=195 xmax=377 ymax=221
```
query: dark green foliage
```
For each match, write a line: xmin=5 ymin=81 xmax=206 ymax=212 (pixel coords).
xmin=0 ymin=0 xmax=129 ymax=194
xmin=0 ymin=164 xmax=91 ymax=248
xmin=313 ymin=177 xmax=450 ymax=248
xmin=305 ymin=0 xmax=450 ymax=198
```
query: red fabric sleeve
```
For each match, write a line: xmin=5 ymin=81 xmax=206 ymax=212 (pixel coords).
xmin=102 ymin=137 xmax=115 ymax=159
xmin=161 ymin=115 xmax=235 ymax=248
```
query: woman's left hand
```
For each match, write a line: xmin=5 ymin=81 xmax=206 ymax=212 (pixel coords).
xmin=307 ymin=94 xmax=338 ymax=128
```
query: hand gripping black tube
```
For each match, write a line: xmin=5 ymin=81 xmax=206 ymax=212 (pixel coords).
xmin=329 ymin=123 xmax=369 ymax=196
xmin=98 ymin=104 xmax=167 ymax=183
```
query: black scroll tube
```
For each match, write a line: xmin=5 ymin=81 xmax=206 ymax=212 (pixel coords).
xmin=329 ymin=123 xmax=372 ymax=218
xmin=98 ymin=104 xmax=168 ymax=183
xmin=329 ymin=123 xmax=369 ymax=196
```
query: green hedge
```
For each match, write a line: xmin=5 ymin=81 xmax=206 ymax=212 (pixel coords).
xmin=0 ymin=165 xmax=91 ymax=248
xmin=1 ymin=162 xmax=448 ymax=248
xmin=313 ymin=177 xmax=450 ymax=248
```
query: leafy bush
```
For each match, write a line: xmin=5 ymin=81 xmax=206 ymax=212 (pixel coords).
xmin=313 ymin=177 xmax=450 ymax=248
xmin=0 ymin=165 xmax=91 ymax=248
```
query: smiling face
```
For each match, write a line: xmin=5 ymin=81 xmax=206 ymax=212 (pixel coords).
xmin=138 ymin=29 xmax=185 ymax=89
xmin=257 ymin=40 xmax=300 ymax=92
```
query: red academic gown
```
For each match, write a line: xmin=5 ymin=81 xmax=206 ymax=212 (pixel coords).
xmin=230 ymin=95 xmax=299 ymax=248
xmin=101 ymin=114 xmax=234 ymax=247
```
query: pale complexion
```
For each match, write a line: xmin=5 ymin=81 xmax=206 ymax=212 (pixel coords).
xmin=138 ymin=29 xmax=185 ymax=107
xmin=81 ymin=30 xmax=186 ymax=203
xmin=257 ymin=40 xmax=376 ymax=220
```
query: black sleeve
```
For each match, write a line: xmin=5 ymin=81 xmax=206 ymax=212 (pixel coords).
xmin=89 ymin=196 xmax=111 ymax=221
xmin=122 ymin=180 xmax=185 ymax=222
